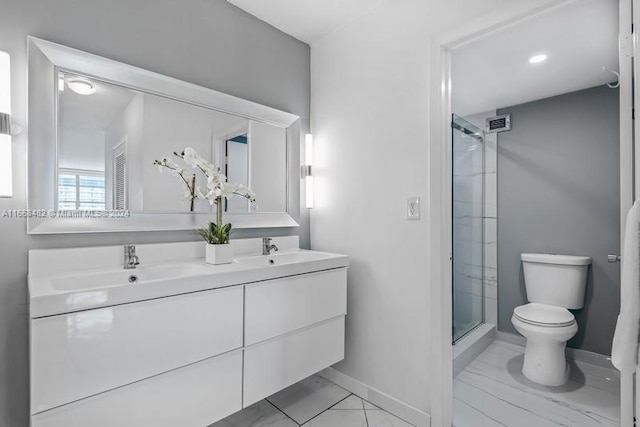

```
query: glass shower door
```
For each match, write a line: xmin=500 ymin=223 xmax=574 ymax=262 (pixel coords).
xmin=452 ymin=115 xmax=485 ymax=343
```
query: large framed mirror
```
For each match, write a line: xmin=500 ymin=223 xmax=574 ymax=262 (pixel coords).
xmin=27 ymin=37 xmax=301 ymax=234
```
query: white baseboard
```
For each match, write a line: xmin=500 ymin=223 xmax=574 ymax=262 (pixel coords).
xmin=317 ymin=367 xmax=431 ymax=427
xmin=495 ymin=331 xmax=614 ymax=370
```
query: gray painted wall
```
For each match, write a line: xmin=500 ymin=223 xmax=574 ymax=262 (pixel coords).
xmin=0 ymin=1 xmax=310 ymax=425
xmin=497 ymin=85 xmax=620 ymax=356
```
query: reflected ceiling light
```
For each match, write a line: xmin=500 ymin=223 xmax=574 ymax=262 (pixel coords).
xmin=0 ymin=50 xmax=12 ymax=197
xmin=529 ymin=54 xmax=548 ymax=64
xmin=68 ymin=79 xmax=96 ymax=95
xmin=58 ymin=75 xmax=65 ymax=92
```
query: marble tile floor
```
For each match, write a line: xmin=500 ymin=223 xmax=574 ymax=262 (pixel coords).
xmin=212 ymin=375 xmax=414 ymax=427
xmin=454 ymin=340 xmax=621 ymax=427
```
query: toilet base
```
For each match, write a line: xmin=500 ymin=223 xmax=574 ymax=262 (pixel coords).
xmin=522 ymin=338 xmax=569 ymax=386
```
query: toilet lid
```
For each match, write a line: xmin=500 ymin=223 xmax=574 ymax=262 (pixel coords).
xmin=514 ymin=303 xmax=575 ymax=327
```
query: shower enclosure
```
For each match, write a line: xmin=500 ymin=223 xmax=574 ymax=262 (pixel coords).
xmin=452 ymin=115 xmax=485 ymax=343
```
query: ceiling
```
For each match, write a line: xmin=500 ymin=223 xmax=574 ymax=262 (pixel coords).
xmin=452 ymin=0 xmax=618 ymax=117
xmin=226 ymin=0 xmax=385 ymax=44
xmin=58 ymin=74 xmax=137 ymax=130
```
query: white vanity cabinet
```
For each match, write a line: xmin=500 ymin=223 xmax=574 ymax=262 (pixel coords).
xmin=30 ymin=254 xmax=348 ymax=427
xmin=31 ymin=286 xmax=245 ymax=427
xmin=31 ymin=286 xmax=244 ymax=414
xmin=243 ymin=269 xmax=347 ymax=406
xmin=32 ymin=350 xmax=243 ymax=427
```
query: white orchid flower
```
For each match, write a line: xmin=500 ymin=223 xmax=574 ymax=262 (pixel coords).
xmin=236 ymin=184 xmax=256 ymax=201
xmin=204 ymin=164 xmax=217 ymax=177
xmin=182 ymin=147 xmax=200 ymax=168
xmin=156 ymin=147 xmax=256 ymax=214
xmin=194 ymin=156 xmax=211 ymax=171
xmin=196 ymin=186 xmax=216 ymax=205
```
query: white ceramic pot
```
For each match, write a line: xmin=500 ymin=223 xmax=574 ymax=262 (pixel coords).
xmin=205 ymin=243 xmax=234 ymax=265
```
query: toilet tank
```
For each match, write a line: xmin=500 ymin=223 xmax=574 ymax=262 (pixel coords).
xmin=521 ymin=253 xmax=591 ymax=309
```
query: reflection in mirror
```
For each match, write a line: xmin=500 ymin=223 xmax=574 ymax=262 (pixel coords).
xmin=28 ymin=37 xmax=301 ymax=233
xmin=225 ymin=133 xmax=249 ymax=213
xmin=56 ymin=71 xmax=287 ymax=214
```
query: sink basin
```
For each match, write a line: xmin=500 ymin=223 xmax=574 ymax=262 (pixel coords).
xmin=29 ymin=240 xmax=349 ymax=318
xmin=235 ymin=251 xmax=334 ymax=267
xmin=50 ymin=263 xmax=212 ymax=292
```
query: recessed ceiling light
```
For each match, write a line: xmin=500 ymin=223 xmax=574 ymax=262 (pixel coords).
xmin=529 ymin=54 xmax=548 ymax=64
xmin=67 ymin=79 xmax=96 ymax=95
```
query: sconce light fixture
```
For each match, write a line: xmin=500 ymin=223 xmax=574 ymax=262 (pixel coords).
xmin=301 ymin=134 xmax=313 ymax=209
xmin=0 ymin=50 xmax=12 ymax=198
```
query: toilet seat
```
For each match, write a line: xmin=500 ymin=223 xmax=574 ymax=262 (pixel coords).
xmin=513 ymin=303 xmax=575 ymax=327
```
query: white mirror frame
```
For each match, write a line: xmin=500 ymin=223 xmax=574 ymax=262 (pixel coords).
xmin=27 ymin=37 xmax=301 ymax=234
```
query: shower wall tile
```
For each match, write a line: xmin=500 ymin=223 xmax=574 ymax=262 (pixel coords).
xmin=485 ymin=282 xmax=497 ymax=300
xmin=465 ymin=111 xmax=498 ymax=328
xmin=485 ymin=134 xmax=497 ymax=174
xmin=484 ymin=295 xmax=498 ymax=325
xmin=484 ymin=173 xmax=497 ymax=219
xmin=454 ymin=112 xmax=498 ymax=337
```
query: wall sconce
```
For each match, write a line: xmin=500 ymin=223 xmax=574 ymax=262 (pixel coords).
xmin=0 ymin=50 xmax=12 ymax=198
xmin=301 ymin=133 xmax=313 ymax=209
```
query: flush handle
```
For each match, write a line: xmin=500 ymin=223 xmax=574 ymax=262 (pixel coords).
xmin=608 ymin=254 xmax=621 ymax=263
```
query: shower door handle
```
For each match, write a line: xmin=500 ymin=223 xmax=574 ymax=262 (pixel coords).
xmin=607 ymin=254 xmax=621 ymax=263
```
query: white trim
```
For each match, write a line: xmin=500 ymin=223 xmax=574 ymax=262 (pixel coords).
xmin=31 ymin=38 xmax=298 ymax=128
xmin=427 ymin=2 xmax=577 ymax=426
xmin=620 ymin=2 xmax=635 ymax=423
xmin=632 ymin=0 xmax=640 ymax=202
xmin=317 ymin=367 xmax=430 ymax=427
xmin=57 ymin=168 xmax=104 ymax=176
xmin=621 ymin=0 xmax=634 ymax=240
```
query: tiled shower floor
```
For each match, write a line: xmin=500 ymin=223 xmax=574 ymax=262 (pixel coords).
xmin=454 ymin=341 xmax=621 ymax=427
xmin=211 ymin=375 xmax=414 ymax=427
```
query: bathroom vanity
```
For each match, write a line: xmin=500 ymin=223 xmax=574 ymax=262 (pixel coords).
xmin=28 ymin=237 xmax=348 ymax=427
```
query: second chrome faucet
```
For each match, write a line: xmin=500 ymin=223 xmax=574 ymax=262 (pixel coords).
xmin=262 ymin=238 xmax=279 ymax=255
xmin=124 ymin=245 xmax=140 ymax=269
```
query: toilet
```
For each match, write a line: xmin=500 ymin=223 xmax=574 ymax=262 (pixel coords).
xmin=511 ymin=253 xmax=591 ymax=386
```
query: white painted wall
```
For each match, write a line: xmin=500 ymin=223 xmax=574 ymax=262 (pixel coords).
xmin=140 ymin=94 xmax=229 ymax=213
xmin=58 ymin=128 xmax=105 ymax=171
xmin=310 ymin=0 xmax=554 ymax=416
xmin=105 ymin=94 xmax=144 ymax=211
xmin=249 ymin=121 xmax=287 ymax=213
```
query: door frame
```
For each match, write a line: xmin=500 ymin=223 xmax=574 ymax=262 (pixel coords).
xmin=424 ymin=1 xmax=616 ymax=425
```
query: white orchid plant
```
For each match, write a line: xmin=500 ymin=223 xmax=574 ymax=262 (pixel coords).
xmin=154 ymin=147 xmax=256 ymax=244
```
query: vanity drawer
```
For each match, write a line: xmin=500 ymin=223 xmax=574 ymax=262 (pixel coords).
xmin=243 ymin=316 xmax=345 ymax=407
xmin=32 ymin=349 xmax=242 ymax=427
xmin=244 ymin=268 xmax=347 ymax=345
xmin=31 ymin=286 xmax=243 ymax=414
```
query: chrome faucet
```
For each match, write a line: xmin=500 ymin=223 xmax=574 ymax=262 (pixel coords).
xmin=262 ymin=237 xmax=279 ymax=255
xmin=124 ymin=245 xmax=140 ymax=269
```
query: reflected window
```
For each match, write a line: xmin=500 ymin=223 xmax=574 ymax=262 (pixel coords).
xmin=58 ymin=169 xmax=106 ymax=210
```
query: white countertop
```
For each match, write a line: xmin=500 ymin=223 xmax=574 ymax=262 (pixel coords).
xmin=28 ymin=237 xmax=349 ymax=318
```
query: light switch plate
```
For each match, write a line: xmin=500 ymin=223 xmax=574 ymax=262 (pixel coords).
xmin=407 ymin=197 xmax=420 ymax=220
